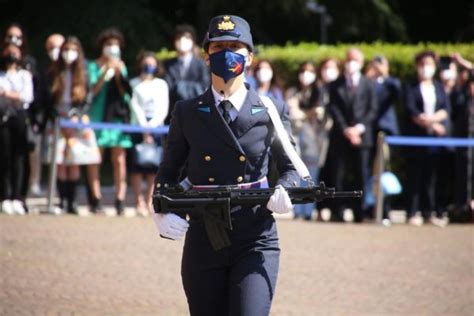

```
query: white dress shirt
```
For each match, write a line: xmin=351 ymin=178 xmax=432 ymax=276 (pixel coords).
xmin=211 ymin=84 xmax=248 ymax=122
xmin=420 ymin=82 xmax=436 ymax=116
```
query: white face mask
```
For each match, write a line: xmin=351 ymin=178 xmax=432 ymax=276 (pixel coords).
xmin=177 ymin=37 xmax=194 ymax=53
xmin=299 ymin=71 xmax=316 ymax=86
xmin=440 ymin=69 xmax=456 ymax=81
xmin=345 ymin=60 xmax=361 ymax=75
xmin=7 ymin=35 xmax=22 ymax=47
xmin=62 ymin=50 xmax=78 ymax=65
xmin=322 ymin=67 xmax=339 ymax=82
xmin=257 ymin=68 xmax=273 ymax=83
xmin=103 ymin=45 xmax=121 ymax=59
xmin=48 ymin=47 xmax=60 ymax=61
xmin=418 ymin=65 xmax=436 ymax=80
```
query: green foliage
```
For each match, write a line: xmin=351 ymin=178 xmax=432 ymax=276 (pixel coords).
xmin=256 ymin=42 xmax=474 ymax=86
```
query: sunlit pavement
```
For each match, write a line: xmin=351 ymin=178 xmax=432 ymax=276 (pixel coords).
xmin=1 ymin=210 xmax=473 ymax=315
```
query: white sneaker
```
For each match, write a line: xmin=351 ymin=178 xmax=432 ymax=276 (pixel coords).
xmin=320 ymin=208 xmax=331 ymax=222
xmin=408 ymin=216 xmax=423 ymax=226
xmin=382 ymin=218 xmax=392 ymax=227
xmin=1 ymin=200 xmax=14 ymax=215
xmin=104 ymin=208 xmax=117 ymax=217
xmin=11 ymin=200 xmax=26 ymax=215
xmin=30 ymin=183 xmax=42 ymax=196
xmin=430 ymin=217 xmax=449 ymax=228
xmin=343 ymin=208 xmax=354 ymax=222
xmin=48 ymin=206 xmax=63 ymax=215
xmin=123 ymin=208 xmax=137 ymax=218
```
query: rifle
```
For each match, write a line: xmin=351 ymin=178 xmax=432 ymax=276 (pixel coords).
xmin=153 ymin=181 xmax=362 ymax=251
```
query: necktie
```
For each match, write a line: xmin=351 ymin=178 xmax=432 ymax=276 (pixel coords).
xmin=219 ymin=100 xmax=233 ymax=125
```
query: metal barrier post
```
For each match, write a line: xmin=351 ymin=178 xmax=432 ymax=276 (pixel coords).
xmin=374 ymin=132 xmax=385 ymax=224
xmin=46 ymin=117 xmax=60 ymax=213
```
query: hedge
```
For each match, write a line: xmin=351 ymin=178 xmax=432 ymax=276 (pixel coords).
xmin=157 ymin=42 xmax=474 ymax=86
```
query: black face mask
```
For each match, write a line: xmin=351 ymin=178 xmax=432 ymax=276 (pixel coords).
xmin=1 ymin=54 xmax=20 ymax=66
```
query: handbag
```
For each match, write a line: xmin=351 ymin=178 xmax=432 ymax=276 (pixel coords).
xmin=63 ymin=121 xmax=102 ymax=165
xmin=42 ymin=115 xmax=101 ymax=165
xmin=134 ymin=142 xmax=162 ymax=167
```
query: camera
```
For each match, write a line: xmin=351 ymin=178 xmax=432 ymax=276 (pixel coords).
xmin=439 ymin=56 xmax=452 ymax=70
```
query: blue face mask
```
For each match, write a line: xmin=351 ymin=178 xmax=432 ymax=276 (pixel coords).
xmin=209 ymin=48 xmax=246 ymax=83
xmin=142 ymin=64 xmax=157 ymax=75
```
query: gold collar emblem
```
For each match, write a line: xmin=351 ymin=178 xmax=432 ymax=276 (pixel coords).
xmin=217 ymin=16 xmax=235 ymax=31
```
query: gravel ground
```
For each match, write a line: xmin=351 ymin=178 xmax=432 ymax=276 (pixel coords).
xmin=0 ymin=214 xmax=473 ymax=315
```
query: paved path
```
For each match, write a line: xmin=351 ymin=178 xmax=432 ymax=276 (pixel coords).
xmin=1 ymin=214 xmax=473 ymax=315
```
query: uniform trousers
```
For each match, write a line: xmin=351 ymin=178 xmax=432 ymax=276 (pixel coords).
xmin=181 ymin=205 xmax=280 ymax=316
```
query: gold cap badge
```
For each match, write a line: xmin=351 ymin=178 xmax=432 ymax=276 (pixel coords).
xmin=217 ymin=16 xmax=235 ymax=31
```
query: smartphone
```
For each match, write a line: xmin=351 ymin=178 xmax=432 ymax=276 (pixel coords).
xmin=373 ymin=55 xmax=384 ymax=63
xmin=439 ymin=56 xmax=452 ymax=70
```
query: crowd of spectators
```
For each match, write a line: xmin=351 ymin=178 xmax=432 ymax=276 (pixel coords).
xmin=0 ymin=22 xmax=472 ymax=226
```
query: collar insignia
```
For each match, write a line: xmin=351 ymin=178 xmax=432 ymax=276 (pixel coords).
xmin=251 ymin=107 xmax=266 ymax=115
xmin=198 ymin=106 xmax=211 ymax=113
xmin=217 ymin=16 xmax=235 ymax=31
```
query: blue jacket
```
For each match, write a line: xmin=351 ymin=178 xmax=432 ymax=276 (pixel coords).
xmin=156 ymin=86 xmax=299 ymax=188
xmin=403 ymin=79 xmax=449 ymax=136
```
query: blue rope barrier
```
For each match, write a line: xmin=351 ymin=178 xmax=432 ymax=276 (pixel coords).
xmin=386 ymin=136 xmax=474 ymax=147
xmin=59 ymin=119 xmax=169 ymax=135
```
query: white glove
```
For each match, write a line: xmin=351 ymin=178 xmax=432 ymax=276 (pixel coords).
xmin=152 ymin=213 xmax=189 ymax=240
xmin=266 ymin=185 xmax=293 ymax=214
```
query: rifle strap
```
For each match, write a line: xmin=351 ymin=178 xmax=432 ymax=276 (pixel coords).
xmin=259 ymin=95 xmax=312 ymax=182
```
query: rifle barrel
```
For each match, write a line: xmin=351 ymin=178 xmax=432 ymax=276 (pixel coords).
xmin=333 ymin=190 xmax=363 ymax=198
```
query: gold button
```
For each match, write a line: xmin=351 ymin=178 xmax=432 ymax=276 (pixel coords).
xmin=204 ymin=155 xmax=211 ymax=161
xmin=239 ymin=155 xmax=246 ymax=162
xmin=208 ymin=177 xmax=215 ymax=183
xmin=237 ymin=176 xmax=243 ymax=183
xmin=156 ymin=183 xmax=161 ymax=189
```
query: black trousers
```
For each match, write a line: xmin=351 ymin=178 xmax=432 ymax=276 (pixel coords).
xmin=328 ymin=139 xmax=371 ymax=222
xmin=181 ymin=206 xmax=280 ymax=316
xmin=405 ymin=148 xmax=441 ymax=219
xmin=0 ymin=111 xmax=29 ymax=200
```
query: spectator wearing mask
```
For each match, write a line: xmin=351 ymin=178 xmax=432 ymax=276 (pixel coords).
xmin=254 ymin=59 xmax=285 ymax=102
xmin=0 ymin=43 xmax=34 ymax=215
xmin=365 ymin=55 xmax=401 ymax=224
xmin=45 ymin=36 xmax=88 ymax=214
xmin=129 ymin=51 xmax=169 ymax=217
xmin=29 ymin=33 xmax=66 ymax=197
xmin=437 ymin=55 xmax=464 ymax=216
xmin=316 ymin=57 xmax=339 ymax=162
xmin=450 ymin=54 xmax=474 ymax=218
xmin=2 ymin=23 xmax=39 ymax=201
xmin=286 ymin=61 xmax=323 ymax=220
xmin=87 ymin=28 xmax=132 ymax=215
xmin=327 ymin=48 xmax=378 ymax=223
xmin=164 ymin=24 xmax=210 ymax=124
xmin=313 ymin=58 xmax=339 ymax=221
xmin=404 ymin=50 xmax=449 ymax=227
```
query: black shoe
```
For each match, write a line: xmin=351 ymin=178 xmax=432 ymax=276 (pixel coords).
xmin=90 ymin=198 xmax=102 ymax=214
xmin=115 ymin=199 xmax=124 ymax=215
xmin=67 ymin=201 xmax=78 ymax=214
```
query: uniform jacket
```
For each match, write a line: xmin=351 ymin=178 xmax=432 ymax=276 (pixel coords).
xmin=164 ymin=56 xmax=210 ymax=124
xmin=156 ymin=86 xmax=299 ymax=188
xmin=403 ymin=79 xmax=449 ymax=137
xmin=328 ymin=75 xmax=378 ymax=147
